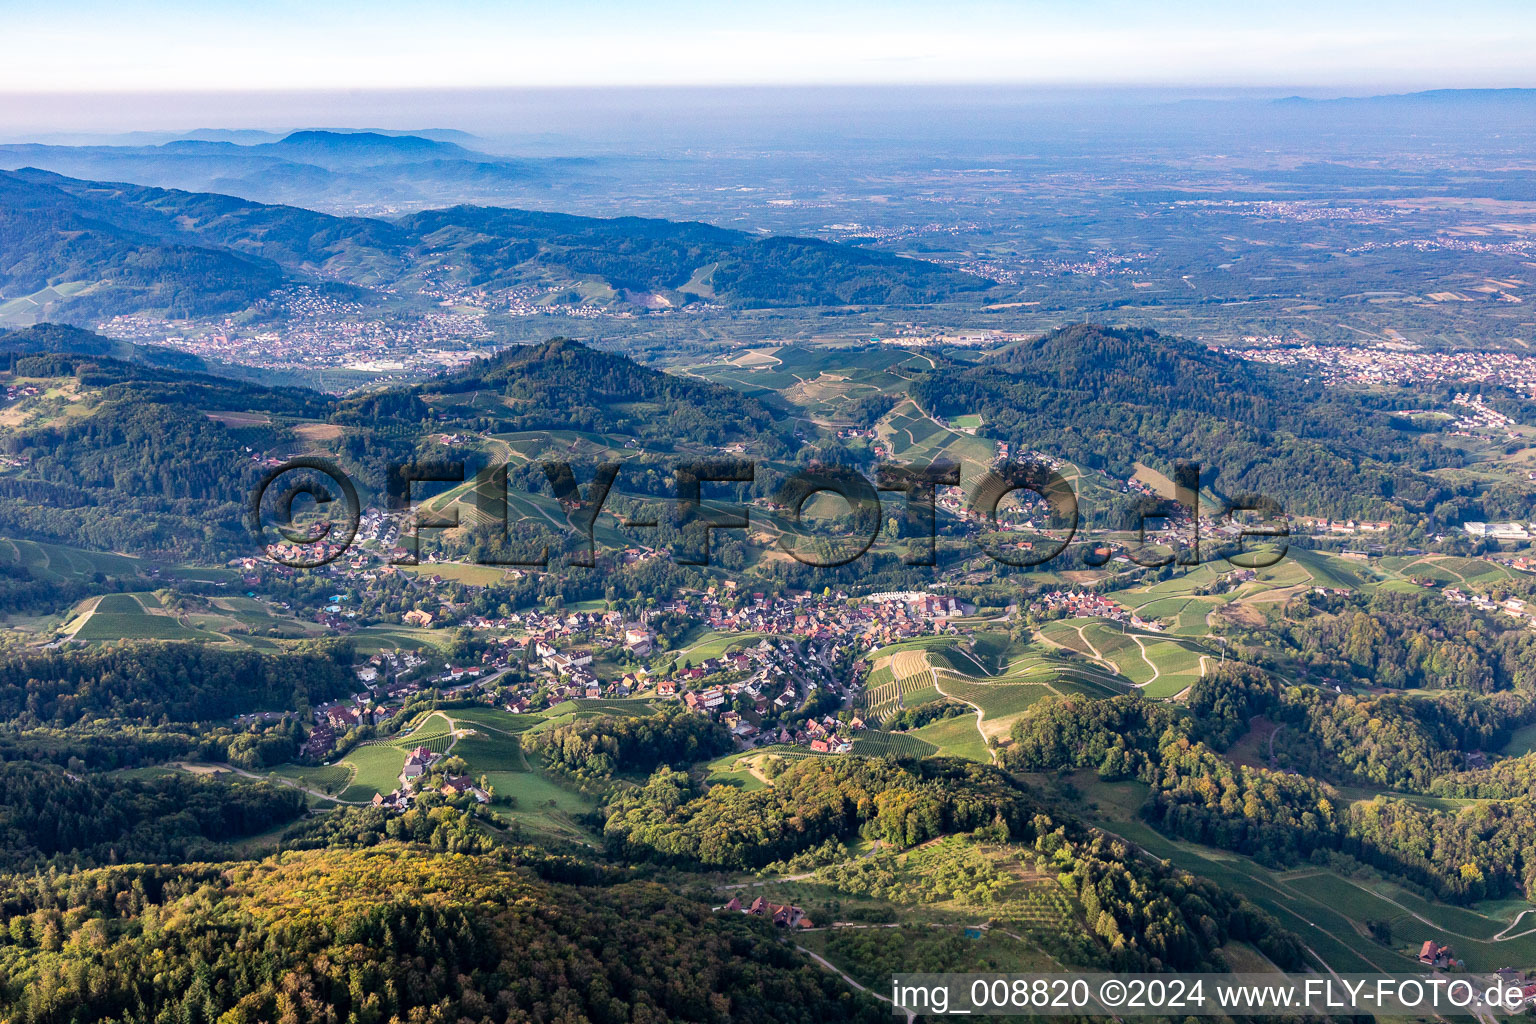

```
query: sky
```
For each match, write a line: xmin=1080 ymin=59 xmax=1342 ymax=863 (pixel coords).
xmin=4 ymin=0 xmax=1535 ymax=94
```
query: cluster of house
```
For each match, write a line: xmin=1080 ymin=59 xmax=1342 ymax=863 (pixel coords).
xmin=1449 ymin=392 xmax=1519 ymax=439
xmin=258 ymin=585 xmax=977 ymax=764
xmin=301 ymin=650 xmax=469 ymax=757
xmin=667 ymin=587 xmax=969 ymax=649
xmin=721 ymin=896 xmax=814 ymax=928
xmin=501 ymin=589 xmax=969 ymax=721
xmin=474 ymin=590 xmax=968 ymax=730
xmin=371 ymin=744 xmax=490 ymax=811
xmin=264 ymin=539 xmax=350 ymax=567
xmin=667 ymin=638 xmax=806 ymax=736
xmin=1442 ymin=587 xmax=1536 ymax=631
xmin=1227 ymin=342 xmax=1536 ymax=398
xmin=1493 ymin=969 xmax=1536 ymax=1006
xmin=1032 ymin=590 xmax=1165 ymax=631
xmin=1296 ymin=517 xmax=1392 ymax=536
xmin=772 ymin=713 xmax=860 ymax=753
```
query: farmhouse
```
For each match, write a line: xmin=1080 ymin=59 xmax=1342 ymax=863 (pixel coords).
xmin=1418 ymin=941 xmax=1453 ymax=968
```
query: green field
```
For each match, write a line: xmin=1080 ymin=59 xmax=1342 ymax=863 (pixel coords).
xmin=267 ymin=762 xmax=354 ymax=796
xmin=934 ymin=676 xmax=1052 ymax=722
xmin=447 ymin=706 xmax=543 ymax=735
xmin=337 ymin=744 xmax=407 ymax=801
xmin=70 ymin=592 xmax=224 ymax=642
xmin=452 ymin=728 xmax=528 ymax=773
xmin=0 ymin=536 xmax=147 ymax=582
xmin=484 ymin=760 xmax=597 ymax=841
xmin=672 ymin=628 xmax=773 ymax=663
xmin=1038 ymin=619 xmax=1206 ymax=698
xmin=1501 ymin=721 xmax=1536 ymax=757
xmin=706 ymin=753 xmax=769 ymax=792
xmin=399 ymin=562 xmax=525 ymax=586
xmin=910 ymin=715 xmax=990 ymax=762
xmin=333 ymin=712 xmax=457 ymax=799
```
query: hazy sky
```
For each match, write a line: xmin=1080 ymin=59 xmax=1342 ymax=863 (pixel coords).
xmin=4 ymin=0 xmax=1535 ymax=93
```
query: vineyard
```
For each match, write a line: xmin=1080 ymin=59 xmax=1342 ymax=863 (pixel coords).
xmin=861 ymin=647 xmax=947 ymax=721
xmin=1037 ymin=618 xmax=1210 ymax=698
xmin=933 ymin=676 xmax=1052 ymax=725
xmin=849 ymin=730 xmax=938 ymax=758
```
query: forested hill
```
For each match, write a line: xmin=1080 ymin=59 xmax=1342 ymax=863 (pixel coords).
xmin=910 ymin=323 xmax=1514 ymax=523
xmin=0 ymin=170 xmax=287 ymax=320
xmin=0 ymin=168 xmax=991 ymax=322
xmin=0 ymin=329 xmax=790 ymax=558
xmin=425 ymin=336 xmax=791 ymax=448
xmin=0 ymin=338 xmax=322 ymax=558
xmin=0 ymin=323 xmax=209 ymax=373
xmin=396 ymin=204 xmax=990 ymax=306
xmin=0 ymin=844 xmax=887 ymax=1023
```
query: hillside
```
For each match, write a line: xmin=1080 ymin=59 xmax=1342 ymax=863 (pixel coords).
xmin=0 ymin=322 xmax=208 ymax=372
xmin=0 ymin=170 xmax=287 ymax=321
xmin=0 ymin=168 xmax=990 ymax=323
xmin=397 ymin=204 xmax=991 ymax=306
xmin=252 ymin=129 xmax=492 ymax=166
xmin=426 ymin=336 xmax=789 ymax=448
xmin=0 ymin=843 xmax=886 ymax=1023
xmin=909 ymin=323 xmax=1492 ymax=522
xmin=0 ymin=340 xmax=319 ymax=558
xmin=0 ymin=328 xmax=794 ymax=559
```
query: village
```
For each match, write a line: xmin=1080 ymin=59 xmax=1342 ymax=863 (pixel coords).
xmin=265 ymin=585 xmax=987 ymax=776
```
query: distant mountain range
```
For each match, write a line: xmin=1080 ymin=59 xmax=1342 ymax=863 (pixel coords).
xmin=0 ymin=165 xmax=989 ymax=324
xmin=0 ymin=129 xmax=582 ymax=209
xmin=1275 ymin=88 xmax=1536 ymax=106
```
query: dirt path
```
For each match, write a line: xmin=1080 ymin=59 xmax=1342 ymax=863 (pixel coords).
xmin=1074 ymin=623 xmax=1105 ymax=661
xmin=1129 ymin=635 xmax=1159 ymax=687
xmin=204 ymin=763 xmax=371 ymax=805
xmin=1329 ymin=874 xmax=1536 ymax=944
xmin=796 ymin=946 xmax=915 ymax=1022
xmin=1494 ymin=908 xmax=1536 ymax=940
xmin=930 ymin=669 xmax=993 ymax=763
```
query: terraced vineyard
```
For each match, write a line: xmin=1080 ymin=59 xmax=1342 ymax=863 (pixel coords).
xmin=0 ymin=536 xmax=148 ymax=582
xmin=265 ymin=762 xmax=354 ymax=796
xmin=860 ymin=635 xmax=1136 ymax=756
xmin=849 ymin=730 xmax=938 ymax=758
xmin=337 ymin=744 xmax=407 ymax=801
xmin=933 ymin=677 xmax=1052 ymax=724
xmin=1076 ymin=623 xmax=1155 ymax=685
xmin=451 ymin=727 xmax=528 ymax=772
xmin=860 ymin=664 xmax=899 ymax=714
xmin=1038 ymin=619 xmax=1209 ymax=698
xmin=861 ymin=648 xmax=947 ymax=720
